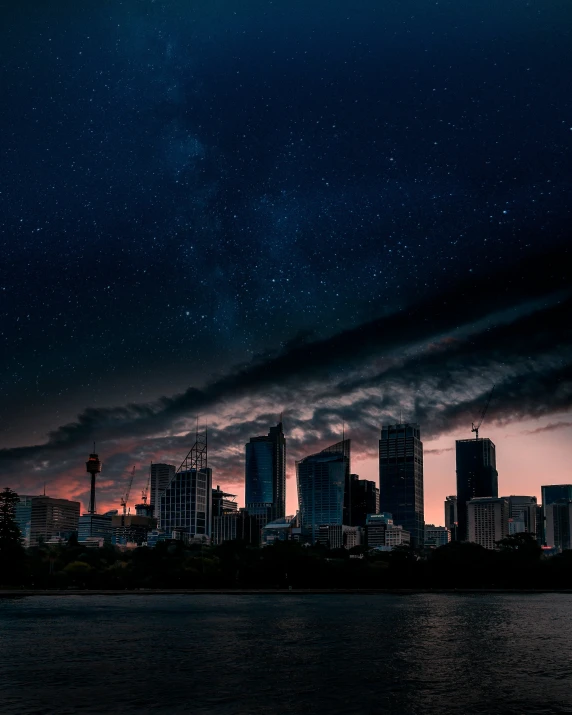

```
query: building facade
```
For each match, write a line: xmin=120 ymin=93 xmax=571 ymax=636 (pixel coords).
xmin=111 ymin=514 xmax=155 ymax=546
xmin=456 ymin=438 xmax=498 ymax=542
xmin=544 ymin=502 xmax=572 ymax=552
xmin=30 ymin=496 xmax=80 ymax=545
xmin=160 ymin=467 xmax=212 ymax=541
xmin=541 ymin=485 xmax=572 ymax=547
xmin=503 ymin=495 xmax=541 ymax=540
xmin=296 ymin=439 xmax=349 ymax=545
xmin=78 ymin=513 xmax=112 ymax=544
xmin=379 ymin=423 xmax=424 ymax=547
xmin=150 ymin=463 xmax=176 ymax=524
xmin=349 ymin=475 xmax=379 ymax=527
xmin=245 ymin=421 xmax=286 ymax=531
xmin=467 ymin=497 xmax=509 ymax=549
xmin=444 ymin=495 xmax=458 ymax=541
xmin=425 ymin=524 xmax=451 ymax=547
xmin=15 ymin=494 xmax=35 ymax=547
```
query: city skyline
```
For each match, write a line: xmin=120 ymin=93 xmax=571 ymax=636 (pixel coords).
xmin=2 ymin=413 xmax=570 ymax=528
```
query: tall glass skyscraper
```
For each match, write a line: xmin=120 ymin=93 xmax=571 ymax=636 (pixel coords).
xmin=296 ymin=439 xmax=350 ymax=545
xmin=245 ymin=421 xmax=286 ymax=528
xmin=455 ymin=438 xmax=498 ymax=542
xmin=379 ymin=423 xmax=424 ymax=547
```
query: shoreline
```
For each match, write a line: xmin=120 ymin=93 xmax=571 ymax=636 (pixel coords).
xmin=2 ymin=588 xmax=572 ymax=597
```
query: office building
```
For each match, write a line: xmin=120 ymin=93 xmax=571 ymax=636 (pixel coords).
xmin=379 ymin=423 xmax=424 ymax=547
xmin=541 ymin=485 xmax=572 ymax=546
xmin=544 ymin=502 xmax=572 ymax=552
xmin=296 ymin=439 xmax=350 ymax=545
xmin=15 ymin=494 xmax=35 ymax=547
xmin=261 ymin=515 xmax=301 ymax=546
xmin=467 ymin=497 xmax=509 ymax=549
xmin=212 ymin=509 xmax=260 ymax=546
xmin=111 ymin=514 xmax=155 ymax=546
xmin=425 ymin=524 xmax=451 ymax=547
xmin=385 ymin=523 xmax=410 ymax=548
xmin=160 ymin=467 xmax=212 ymax=541
xmin=78 ymin=513 xmax=113 ymax=544
xmin=456 ymin=438 xmax=498 ymax=542
xmin=503 ymin=496 xmax=541 ymax=539
xmin=365 ymin=512 xmax=394 ymax=548
xmin=349 ymin=475 xmax=379 ymax=527
xmin=30 ymin=496 xmax=80 ymax=545
xmin=315 ymin=524 xmax=362 ymax=550
xmin=245 ymin=421 xmax=286 ymax=531
xmin=444 ymin=495 xmax=458 ymax=541
xmin=212 ymin=486 xmax=238 ymax=517
xmin=150 ymin=463 xmax=176 ymax=523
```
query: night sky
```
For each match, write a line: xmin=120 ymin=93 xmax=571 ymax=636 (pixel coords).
xmin=1 ymin=0 xmax=571 ymax=523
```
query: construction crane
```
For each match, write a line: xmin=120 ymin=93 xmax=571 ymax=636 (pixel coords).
xmin=141 ymin=465 xmax=151 ymax=505
xmin=120 ymin=465 xmax=136 ymax=516
xmin=471 ymin=385 xmax=495 ymax=440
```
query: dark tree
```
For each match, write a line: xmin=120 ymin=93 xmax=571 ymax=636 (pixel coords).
xmin=0 ymin=488 xmax=22 ymax=552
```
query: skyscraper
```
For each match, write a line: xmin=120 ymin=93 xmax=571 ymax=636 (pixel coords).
xmin=467 ymin=496 xmax=509 ymax=549
xmin=541 ymin=485 xmax=572 ymax=550
xmin=455 ymin=438 xmax=498 ymax=542
xmin=30 ymin=496 xmax=80 ymax=544
xmin=296 ymin=439 xmax=350 ymax=545
xmin=150 ymin=463 xmax=176 ymax=523
xmin=379 ymin=423 xmax=424 ymax=547
xmin=15 ymin=494 xmax=35 ymax=547
xmin=160 ymin=431 xmax=212 ymax=541
xmin=349 ymin=474 xmax=379 ymax=527
xmin=245 ymin=421 xmax=286 ymax=529
xmin=503 ymin=496 xmax=541 ymax=539
xmin=444 ymin=495 xmax=458 ymax=541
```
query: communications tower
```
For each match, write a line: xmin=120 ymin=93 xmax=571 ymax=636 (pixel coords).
xmin=86 ymin=447 xmax=102 ymax=514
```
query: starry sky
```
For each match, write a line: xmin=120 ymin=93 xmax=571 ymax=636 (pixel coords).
xmin=1 ymin=0 xmax=571 ymax=525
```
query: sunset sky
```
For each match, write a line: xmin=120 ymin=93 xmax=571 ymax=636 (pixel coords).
xmin=1 ymin=0 xmax=571 ymax=525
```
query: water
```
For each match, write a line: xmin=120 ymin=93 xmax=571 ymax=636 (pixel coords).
xmin=1 ymin=594 xmax=571 ymax=715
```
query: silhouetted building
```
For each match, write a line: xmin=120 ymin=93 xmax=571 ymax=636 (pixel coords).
xmin=349 ymin=475 xmax=379 ymax=527
xmin=245 ymin=421 xmax=286 ymax=531
xmin=150 ymin=463 xmax=176 ymax=523
xmin=444 ymin=495 xmax=458 ymax=541
xmin=15 ymin=494 xmax=35 ymax=547
xmin=456 ymin=438 xmax=498 ymax=542
xmin=261 ymin=515 xmax=301 ymax=546
xmin=296 ymin=439 xmax=350 ymax=545
xmin=160 ymin=467 xmax=212 ymax=541
xmin=212 ymin=485 xmax=238 ymax=518
xmin=30 ymin=496 xmax=80 ymax=545
xmin=541 ymin=485 xmax=572 ymax=547
xmin=365 ymin=512 xmax=394 ymax=548
xmin=78 ymin=512 xmax=112 ymax=544
xmin=467 ymin=497 xmax=508 ymax=549
xmin=212 ymin=508 xmax=260 ymax=546
xmin=379 ymin=423 xmax=424 ymax=547
xmin=111 ymin=514 xmax=155 ymax=546
xmin=503 ymin=496 xmax=541 ymax=540
xmin=316 ymin=524 xmax=362 ymax=550
xmin=425 ymin=524 xmax=450 ymax=547
xmin=134 ymin=503 xmax=154 ymax=518
xmin=544 ymin=502 xmax=572 ymax=552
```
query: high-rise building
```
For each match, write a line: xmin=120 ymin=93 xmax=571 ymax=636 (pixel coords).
xmin=15 ymin=494 xmax=35 ymax=547
xmin=541 ymin=485 xmax=572 ymax=547
xmin=150 ymin=463 xmax=176 ymax=523
xmin=349 ymin=475 xmax=379 ymax=527
xmin=245 ymin=421 xmax=286 ymax=530
xmin=111 ymin=514 xmax=155 ymax=546
xmin=379 ymin=423 xmax=424 ymax=547
xmin=425 ymin=524 xmax=451 ymax=547
xmin=503 ymin=496 xmax=540 ymax=538
xmin=160 ymin=467 xmax=212 ymax=541
xmin=30 ymin=496 xmax=80 ymax=545
xmin=78 ymin=513 xmax=113 ymax=544
xmin=456 ymin=438 xmax=498 ymax=542
xmin=212 ymin=509 xmax=260 ymax=546
xmin=296 ymin=439 xmax=350 ymax=545
xmin=467 ymin=497 xmax=509 ymax=549
xmin=444 ymin=495 xmax=458 ymax=540
xmin=365 ymin=512 xmax=394 ymax=548
xmin=212 ymin=486 xmax=238 ymax=518
xmin=544 ymin=503 xmax=572 ymax=552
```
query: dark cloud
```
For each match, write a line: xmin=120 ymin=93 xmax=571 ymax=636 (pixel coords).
xmin=1 ymin=246 xmax=571 ymax=503
xmin=523 ymin=421 xmax=572 ymax=435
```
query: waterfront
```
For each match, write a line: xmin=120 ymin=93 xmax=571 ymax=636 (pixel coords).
xmin=1 ymin=594 xmax=571 ymax=714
